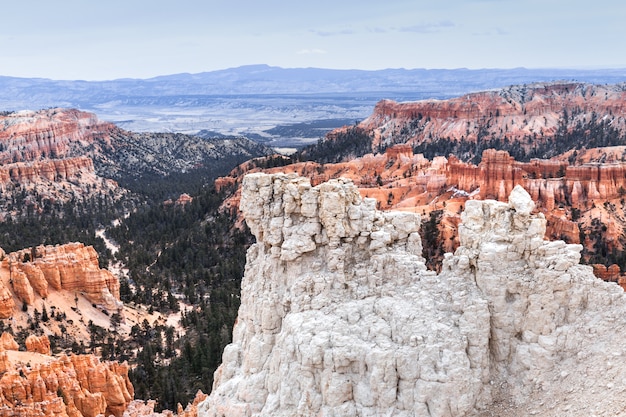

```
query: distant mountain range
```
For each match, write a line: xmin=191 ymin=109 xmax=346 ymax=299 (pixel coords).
xmin=2 ymin=65 xmax=626 ymax=100
xmin=1 ymin=65 xmax=625 ymax=143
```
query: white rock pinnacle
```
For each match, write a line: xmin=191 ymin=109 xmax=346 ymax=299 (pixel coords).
xmin=199 ymin=173 xmax=626 ymax=417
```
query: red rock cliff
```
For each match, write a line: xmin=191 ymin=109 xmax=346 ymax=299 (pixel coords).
xmin=445 ymin=149 xmax=626 ymax=210
xmin=0 ymin=109 xmax=125 ymax=218
xmin=358 ymin=83 xmax=626 ymax=150
xmin=0 ymin=157 xmax=95 ymax=187
xmin=0 ymin=333 xmax=133 ymax=417
xmin=217 ymin=145 xmax=626 ymax=277
xmin=0 ymin=109 xmax=117 ymax=165
xmin=0 ymin=243 xmax=122 ymax=317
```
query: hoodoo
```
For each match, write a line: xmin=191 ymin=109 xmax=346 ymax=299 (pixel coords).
xmin=200 ymin=173 xmax=626 ymax=417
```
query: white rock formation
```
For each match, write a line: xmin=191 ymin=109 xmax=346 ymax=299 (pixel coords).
xmin=199 ymin=173 xmax=626 ymax=417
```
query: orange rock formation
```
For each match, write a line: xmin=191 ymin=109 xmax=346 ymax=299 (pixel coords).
xmin=0 ymin=109 xmax=117 ymax=165
xmin=592 ymin=264 xmax=622 ymax=282
xmin=0 ymin=109 xmax=124 ymax=219
xmin=455 ymin=149 xmax=626 ymax=210
xmin=218 ymin=145 xmax=626 ymax=286
xmin=25 ymin=335 xmax=52 ymax=355
xmin=358 ymin=83 xmax=626 ymax=150
xmin=0 ymin=333 xmax=134 ymax=417
xmin=222 ymin=146 xmax=626 ymax=217
xmin=0 ymin=333 xmax=18 ymax=351
xmin=0 ymin=157 xmax=95 ymax=188
xmin=124 ymin=391 xmax=207 ymax=417
xmin=0 ymin=243 xmax=122 ymax=317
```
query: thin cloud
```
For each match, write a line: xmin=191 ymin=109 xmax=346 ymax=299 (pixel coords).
xmin=368 ymin=27 xmax=388 ymax=34
xmin=311 ymin=29 xmax=355 ymax=37
xmin=473 ymin=27 xmax=509 ymax=36
xmin=399 ymin=20 xmax=455 ymax=33
xmin=296 ymin=48 xmax=328 ymax=55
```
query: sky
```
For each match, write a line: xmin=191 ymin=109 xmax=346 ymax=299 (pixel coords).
xmin=1 ymin=0 xmax=625 ymax=81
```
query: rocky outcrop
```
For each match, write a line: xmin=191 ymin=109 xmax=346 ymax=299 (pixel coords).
xmin=0 ymin=108 xmax=270 ymax=181
xmin=0 ymin=350 xmax=134 ymax=417
xmin=0 ymin=157 xmax=95 ymax=186
xmin=25 ymin=335 xmax=52 ymax=355
xmin=447 ymin=149 xmax=626 ymax=253
xmin=202 ymin=173 xmax=490 ymax=416
xmin=358 ymin=82 xmax=626 ymax=151
xmin=0 ymin=108 xmax=270 ymax=219
xmin=0 ymin=332 xmax=210 ymax=417
xmin=220 ymin=145 xmax=626 ymax=248
xmin=0 ymin=333 xmax=18 ymax=351
xmin=0 ymin=283 xmax=14 ymax=320
xmin=592 ymin=264 xmax=620 ymax=280
xmin=15 ymin=262 xmax=48 ymax=298
xmin=2 ymin=243 xmax=122 ymax=314
xmin=223 ymin=144 xmax=626 ymax=214
xmin=0 ymin=108 xmax=117 ymax=165
xmin=0 ymin=110 xmax=123 ymax=217
xmin=445 ymin=148 xmax=626 ymax=210
xmin=124 ymin=391 xmax=208 ymax=417
xmin=0 ymin=156 xmax=119 ymax=219
xmin=200 ymin=173 xmax=626 ymax=417
xmin=10 ymin=266 xmax=36 ymax=306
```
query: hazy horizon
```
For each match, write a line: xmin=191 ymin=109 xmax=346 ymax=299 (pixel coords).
xmin=1 ymin=0 xmax=625 ymax=81
xmin=2 ymin=64 xmax=626 ymax=83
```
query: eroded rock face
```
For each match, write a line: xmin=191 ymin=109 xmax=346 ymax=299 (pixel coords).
xmin=358 ymin=83 xmax=626 ymax=151
xmin=25 ymin=334 xmax=52 ymax=355
xmin=0 ymin=157 xmax=96 ymax=186
xmin=124 ymin=391 xmax=207 ymax=417
xmin=201 ymin=173 xmax=491 ymax=416
xmin=0 ymin=108 xmax=269 ymax=219
xmin=0 ymin=108 xmax=270 ymax=183
xmin=0 ymin=108 xmax=115 ymax=165
xmin=200 ymin=173 xmax=626 ymax=417
xmin=219 ymin=147 xmax=626 ymax=250
xmin=1 ymin=242 xmax=122 ymax=315
xmin=0 ymin=351 xmax=134 ymax=417
xmin=0 ymin=333 xmax=18 ymax=351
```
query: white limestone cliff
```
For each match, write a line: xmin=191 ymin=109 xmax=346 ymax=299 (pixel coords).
xmin=199 ymin=173 xmax=626 ymax=417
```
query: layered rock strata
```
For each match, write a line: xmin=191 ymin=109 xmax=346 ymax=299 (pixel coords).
xmin=0 ymin=157 xmax=96 ymax=186
xmin=0 ymin=333 xmax=18 ymax=352
xmin=0 ymin=243 xmax=122 ymax=316
xmin=200 ymin=173 xmax=626 ymax=417
xmin=447 ymin=149 xmax=626 ymax=209
xmin=0 ymin=334 xmax=134 ymax=417
xmin=358 ymin=82 xmax=626 ymax=150
xmin=0 ymin=108 xmax=270 ymax=181
xmin=219 ymin=146 xmax=626 ymax=261
xmin=25 ymin=335 xmax=52 ymax=355
xmin=0 ymin=108 xmax=116 ymax=164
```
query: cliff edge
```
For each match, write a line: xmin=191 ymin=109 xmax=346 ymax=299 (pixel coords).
xmin=200 ymin=173 xmax=626 ymax=417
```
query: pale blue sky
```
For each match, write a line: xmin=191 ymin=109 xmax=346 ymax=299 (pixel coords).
xmin=1 ymin=0 xmax=624 ymax=80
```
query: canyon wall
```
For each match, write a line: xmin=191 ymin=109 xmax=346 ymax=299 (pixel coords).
xmin=358 ymin=83 xmax=626 ymax=149
xmin=0 ymin=108 xmax=116 ymax=164
xmin=446 ymin=149 xmax=626 ymax=209
xmin=219 ymin=146 xmax=626 ymax=249
xmin=200 ymin=173 xmax=626 ymax=417
xmin=0 ymin=333 xmax=133 ymax=417
xmin=0 ymin=156 xmax=95 ymax=186
xmin=0 ymin=108 xmax=270 ymax=184
xmin=0 ymin=109 xmax=125 ymax=217
xmin=0 ymin=242 xmax=122 ymax=317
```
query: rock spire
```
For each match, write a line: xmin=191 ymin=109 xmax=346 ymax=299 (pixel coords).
xmin=200 ymin=173 xmax=626 ymax=417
